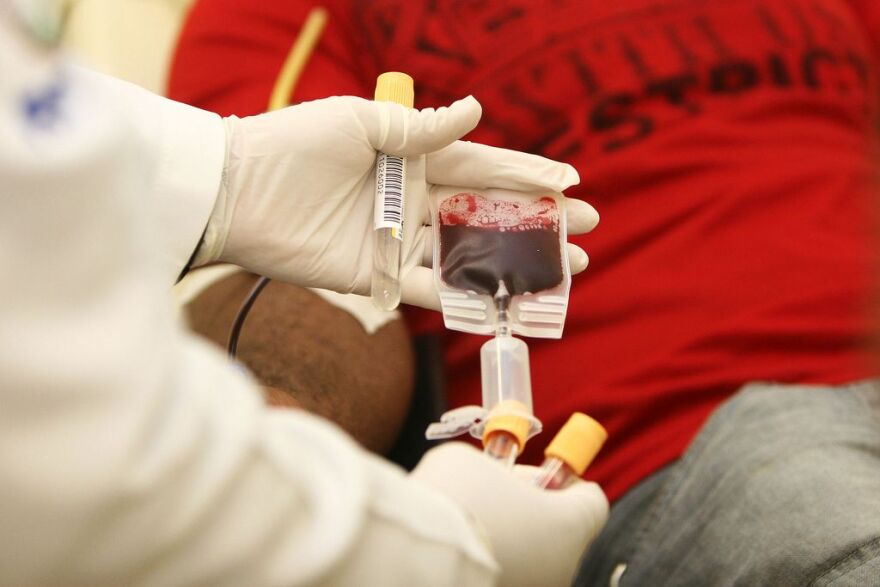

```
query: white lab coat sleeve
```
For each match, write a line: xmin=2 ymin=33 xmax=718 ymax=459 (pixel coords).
xmin=72 ymin=63 xmax=226 ymax=284
xmin=0 ymin=16 xmax=498 ymax=587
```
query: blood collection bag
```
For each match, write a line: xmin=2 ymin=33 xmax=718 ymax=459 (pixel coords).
xmin=431 ymin=188 xmax=571 ymax=338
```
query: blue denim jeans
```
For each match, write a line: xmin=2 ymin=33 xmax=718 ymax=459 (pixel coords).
xmin=575 ymin=380 xmax=880 ymax=586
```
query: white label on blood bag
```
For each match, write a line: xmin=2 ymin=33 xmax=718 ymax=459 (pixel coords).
xmin=374 ymin=153 xmax=405 ymax=238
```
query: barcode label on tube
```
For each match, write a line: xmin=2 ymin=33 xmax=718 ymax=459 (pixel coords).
xmin=374 ymin=153 xmax=405 ymax=238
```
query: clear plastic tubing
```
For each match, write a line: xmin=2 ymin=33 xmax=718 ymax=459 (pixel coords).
xmin=534 ymin=457 xmax=575 ymax=490
xmin=371 ymin=72 xmax=414 ymax=311
xmin=484 ymin=430 xmax=521 ymax=467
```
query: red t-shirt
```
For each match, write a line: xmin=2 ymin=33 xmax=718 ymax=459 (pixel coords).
xmin=170 ymin=0 xmax=880 ymax=501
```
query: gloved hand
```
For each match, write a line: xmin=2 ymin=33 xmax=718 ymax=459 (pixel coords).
xmin=411 ymin=442 xmax=609 ymax=587
xmin=193 ymin=95 xmax=599 ymax=310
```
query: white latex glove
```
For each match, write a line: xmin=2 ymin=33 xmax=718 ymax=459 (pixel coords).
xmin=193 ymin=95 xmax=598 ymax=310
xmin=411 ymin=443 xmax=609 ymax=587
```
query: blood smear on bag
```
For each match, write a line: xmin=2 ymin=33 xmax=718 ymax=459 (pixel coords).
xmin=439 ymin=193 xmax=563 ymax=296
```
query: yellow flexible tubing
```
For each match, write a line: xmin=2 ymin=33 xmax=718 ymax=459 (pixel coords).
xmin=268 ymin=7 xmax=328 ymax=111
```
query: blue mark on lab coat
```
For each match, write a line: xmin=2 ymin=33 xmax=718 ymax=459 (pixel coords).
xmin=22 ymin=77 xmax=67 ymax=130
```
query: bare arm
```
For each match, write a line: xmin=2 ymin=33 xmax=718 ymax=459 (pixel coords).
xmin=184 ymin=271 xmax=415 ymax=454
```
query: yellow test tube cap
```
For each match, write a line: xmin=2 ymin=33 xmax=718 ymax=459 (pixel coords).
xmin=482 ymin=400 xmax=531 ymax=453
xmin=544 ymin=412 xmax=608 ymax=476
xmin=375 ymin=72 xmax=415 ymax=107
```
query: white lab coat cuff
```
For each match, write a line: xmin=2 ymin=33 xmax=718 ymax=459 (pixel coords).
xmin=148 ymin=97 xmax=226 ymax=282
xmin=71 ymin=64 xmax=226 ymax=283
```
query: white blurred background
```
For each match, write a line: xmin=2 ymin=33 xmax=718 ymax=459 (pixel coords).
xmin=62 ymin=0 xmax=194 ymax=95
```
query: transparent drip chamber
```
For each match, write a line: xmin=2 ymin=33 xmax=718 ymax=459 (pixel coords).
xmin=425 ymin=188 xmax=572 ymax=465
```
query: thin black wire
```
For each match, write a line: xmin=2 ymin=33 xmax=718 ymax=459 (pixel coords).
xmin=227 ymin=276 xmax=271 ymax=358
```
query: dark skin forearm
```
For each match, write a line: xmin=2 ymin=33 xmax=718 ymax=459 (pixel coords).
xmin=184 ymin=270 xmax=415 ymax=454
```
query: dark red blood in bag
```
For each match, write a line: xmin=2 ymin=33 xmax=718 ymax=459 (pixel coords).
xmin=438 ymin=193 xmax=563 ymax=296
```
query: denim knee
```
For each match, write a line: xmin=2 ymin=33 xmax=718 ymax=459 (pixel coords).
xmin=618 ymin=381 xmax=880 ymax=587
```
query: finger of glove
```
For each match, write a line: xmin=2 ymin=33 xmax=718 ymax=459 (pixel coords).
xmin=411 ymin=442 xmax=503 ymax=486
xmin=569 ymin=243 xmax=589 ymax=275
xmin=427 ymin=140 xmax=580 ymax=193
xmin=552 ymin=480 xmax=610 ymax=544
xmin=512 ymin=464 xmax=542 ymax=484
xmin=401 ymin=265 xmax=441 ymax=311
xmin=515 ymin=481 xmax=608 ymax=587
xmin=368 ymin=96 xmax=482 ymax=157
xmin=418 ymin=230 xmax=434 ymax=267
xmin=566 ymin=197 xmax=600 ymax=235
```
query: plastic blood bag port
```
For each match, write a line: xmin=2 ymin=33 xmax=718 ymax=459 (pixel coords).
xmin=423 ymin=294 xmax=542 ymax=451
xmin=478 ymin=282 xmax=539 ymax=466
xmin=534 ymin=413 xmax=607 ymax=490
xmin=480 ymin=285 xmax=532 ymax=414
xmin=423 ymin=288 xmax=543 ymax=456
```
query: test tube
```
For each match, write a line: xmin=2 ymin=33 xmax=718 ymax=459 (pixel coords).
xmin=534 ymin=412 xmax=607 ymax=490
xmin=371 ymin=72 xmax=415 ymax=311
